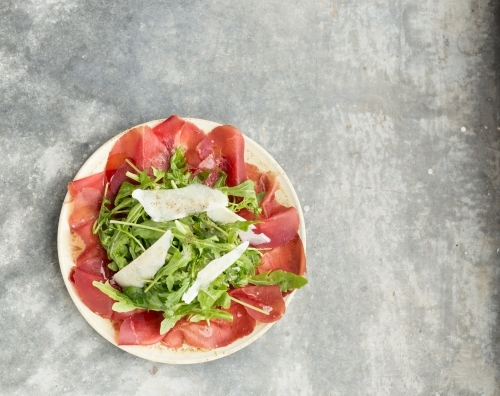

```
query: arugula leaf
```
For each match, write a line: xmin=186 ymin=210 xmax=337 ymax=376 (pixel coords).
xmin=217 ymin=180 xmax=261 ymax=215
xmin=249 ymin=270 xmax=308 ymax=292
xmin=92 ymin=281 xmax=137 ymax=312
xmin=160 ymin=314 xmax=185 ymax=335
xmin=197 ymin=286 xmax=228 ymax=311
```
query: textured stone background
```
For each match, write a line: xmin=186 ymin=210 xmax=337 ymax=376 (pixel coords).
xmin=1 ymin=0 xmax=500 ymax=395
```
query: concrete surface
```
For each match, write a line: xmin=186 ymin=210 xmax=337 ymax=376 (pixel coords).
xmin=1 ymin=0 xmax=500 ymax=395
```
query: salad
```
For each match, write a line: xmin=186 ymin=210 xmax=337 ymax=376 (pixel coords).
xmin=63 ymin=116 xmax=307 ymax=352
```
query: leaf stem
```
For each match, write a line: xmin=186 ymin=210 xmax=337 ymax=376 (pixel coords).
xmin=117 ymin=229 xmax=145 ymax=251
xmin=229 ymin=296 xmax=270 ymax=315
xmin=110 ymin=220 xmax=167 ymax=234
xmin=125 ymin=159 xmax=142 ymax=174
xmin=125 ymin=171 xmax=140 ymax=182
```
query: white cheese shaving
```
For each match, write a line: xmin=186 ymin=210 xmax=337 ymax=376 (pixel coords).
xmin=206 ymin=202 xmax=270 ymax=245
xmin=113 ymin=230 xmax=173 ymax=288
xmin=132 ymin=184 xmax=228 ymax=222
xmin=182 ymin=241 xmax=250 ymax=304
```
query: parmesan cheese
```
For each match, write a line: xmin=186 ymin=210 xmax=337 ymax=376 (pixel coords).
xmin=113 ymin=230 xmax=173 ymax=288
xmin=182 ymin=241 xmax=250 ymax=303
xmin=132 ymin=184 xmax=228 ymax=222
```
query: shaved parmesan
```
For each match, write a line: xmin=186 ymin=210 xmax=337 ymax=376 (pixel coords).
xmin=206 ymin=202 xmax=270 ymax=245
xmin=132 ymin=184 xmax=228 ymax=222
xmin=182 ymin=241 xmax=250 ymax=304
xmin=113 ymin=230 xmax=173 ymax=288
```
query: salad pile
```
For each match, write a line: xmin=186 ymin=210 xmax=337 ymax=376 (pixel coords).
xmin=66 ymin=116 xmax=307 ymax=349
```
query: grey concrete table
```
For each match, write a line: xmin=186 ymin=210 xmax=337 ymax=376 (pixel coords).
xmin=1 ymin=1 xmax=499 ymax=395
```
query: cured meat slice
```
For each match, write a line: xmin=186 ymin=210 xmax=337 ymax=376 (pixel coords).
xmin=178 ymin=121 xmax=205 ymax=169
xmin=68 ymin=187 xmax=103 ymax=230
xmin=68 ymin=172 xmax=107 ymax=199
xmin=68 ymin=171 xmax=112 ymax=280
xmin=241 ymin=164 xmax=299 ymax=248
xmin=72 ymin=221 xmax=109 ymax=272
xmin=106 ymin=125 xmax=169 ymax=176
xmin=237 ymin=205 xmax=299 ymax=249
xmin=72 ymin=268 xmax=114 ymax=319
xmin=153 ymin=115 xmax=185 ymax=148
xmin=105 ymin=125 xmax=171 ymax=200
xmin=252 ymin=206 xmax=300 ymax=249
xmin=229 ymin=285 xmax=285 ymax=323
xmin=259 ymin=234 xmax=306 ymax=276
xmin=161 ymin=325 xmax=184 ymax=348
xmin=106 ymin=127 xmax=143 ymax=173
xmin=161 ymin=302 xmax=256 ymax=349
xmin=68 ymin=171 xmax=107 ymax=231
xmin=111 ymin=308 xmax=146 ymax=323
xmin=153 ymin=115 xmax=205 ymax=169
xmin=249 ymin=167 xmax=280 ymax=218
xmin=197 ymin=125 xmax=248 ymax=186
xmin=137 ymin=125 xmax=170 ymax=172
xmin=117 ymin=311 xmax=165 ymax=345
xmin=108 ymin=162 xmax=134 ymax=202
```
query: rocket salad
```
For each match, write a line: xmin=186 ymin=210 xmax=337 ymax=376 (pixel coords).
xmin=91 ymin=148 xmax=307 ymax=335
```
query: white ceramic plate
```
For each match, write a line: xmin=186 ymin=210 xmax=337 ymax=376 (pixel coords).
xmin=57 ymin=118 xmax=306 ymax=364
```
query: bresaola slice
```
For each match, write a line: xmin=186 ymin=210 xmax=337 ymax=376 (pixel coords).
xmin=259 ymin=234 xmax=306 ymax=276
xmin=152 ymin=115 xmax=205 ymax=169
xmin=196 ymin=125 xmax=248 ymax=187
xmin=229 ymin=285 xmax=285 ymax=323
xmin=72 ymin=268 xmax=114 ymax=319
xmin=117 ymin=311 xmax=165 ymax=345
xmin=162 ymin=302 xmax=256 ymax=349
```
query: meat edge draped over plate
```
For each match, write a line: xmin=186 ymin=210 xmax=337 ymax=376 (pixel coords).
xmin=65 ymin=115 xmax=306 ymax=349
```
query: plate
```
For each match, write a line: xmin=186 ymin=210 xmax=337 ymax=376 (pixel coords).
xmin=57 ymin=118 xmax=306 ymax=363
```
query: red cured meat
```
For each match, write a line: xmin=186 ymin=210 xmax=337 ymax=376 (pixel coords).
xmin=252 ymin=206 xmax=300 ymax=249
xmin=72 ymin=269 xmax=114 ymax=319
xmin=237 ymin=205 xmax=300 ymax=249
xmin=71 ymin=212 xmax=112 ymax=279
xmin=153 ymin=115 xmax=205 ymax=169
xmin=68 ymin=172 xmax=107 ymax=199
xmin=117 ymin=311 xmax=165 ymax=345
xmin=68 ymin=187 xmax=103 ymax=230
xmin=254 ymin=171 xmax=280 ymax=218
xmin=242 ymin=163 xmax=299 ymax=248
xmin=105 ymin=125 xmax=170 ymax=200
xmin=111 ymin=308 xmax=146 ymax=323
xmin=106 ymin=125 xmax=169 ymax=176
xmin=161 ymin=302 xmax=256 ymax=349
xmin=259 ymin=234 xmax=306 ymax=276
xmin=106 ymin=127 xmax=143 ymax=173
xmin=197 ymin=125 xmax=248 ymax=186
xmin=108 ymin=162 xmax=135 ymax=202
xmin=68 ymin=171 xmax=112 ymax=280
xmin=229 ymin=285 xmax=285 ymax=323
xmin=153 ymin=115 xmax=185 ymax=148
xmin=161 ymin=326 xmax=184 ymax=348
xmin=178 ymin=121 xmax=205 ymax=169
xmin=68 ymin=171 xmax=107 ymax=231
xmin=137 ymin=125 xmax=170 ymax=172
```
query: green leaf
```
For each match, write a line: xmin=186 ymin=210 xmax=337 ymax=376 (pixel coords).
xmin=92 ymin=281 xmax=137 ymax=312
xmin=197 ymin=286 xmax=228 ymax=311
xmin=189 ymin=309 xmax=233 ymax=323
xmin=115 ymin=182 xmax=138 ymax=205
xmin=249 ymin=270 xmax=308 ymax=292
xmin=160 ymin=315 xmax=184 ymax=335
xmin=217 ymin=180 xmax=261 ymax=214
